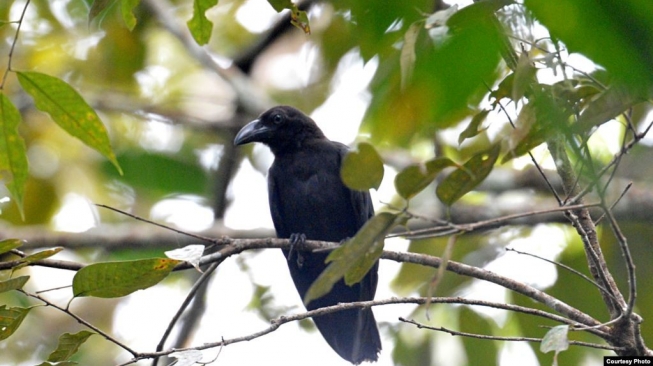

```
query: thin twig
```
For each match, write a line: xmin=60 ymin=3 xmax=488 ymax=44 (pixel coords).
xmin=0 ymin=0 xmax=30 ymax=89
xmin=569 ymin=119 xmax=653 ymax=204
xmin=398 ymin=317 xmax=620 ymax=351
xmin=152 ymin=260 xmax=223 ymax=366
xmin=95 ymin=204 xmax=220 ymax=245
xmin=391 ymin=202 xmax=601 ymax=239
xmin=495 ymin=97 xmax=563 ymax=204
xmin=505 ymin=247 xmax=620 ymax=304
xmin=20 ymin=290 xmax=138 ymax=356
xmin=594 ymin=182 xmax=632 ymax=225
xmin=601 ymin=206 xmax=636 ymax=319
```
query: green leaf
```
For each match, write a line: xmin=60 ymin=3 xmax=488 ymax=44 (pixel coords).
xmin=525 ymin=0 xmax=653 ymax=93
xmin=341 ymin=142 xmax=384 ymax=191
xmin=0 ymin=305 xmax=31 ymax=341
xmin=187 ymin=0 xmax=218 ymax=45
xmin=16 ymin=71 xmax=122 ymax=174
xmin=289 ymin=6 xmax=310 ymax=34
xmin=72 ymin=258 xmax=180 ymax=298
xmin=267 ymin=0 xmax=310 ymax=34
xmin=512 ymin=51 xmax=537 ymax=102
xmin=13 ymin=247 xmax=64 ymax=272
xmin=47 ymin=331 xmax=95 ymax=362
xmin=394 ymin=157 xmax=455 ymax=200
xmin=304 ymin=212 xmax=397 ymax=305
xmin=458 ymin=109 xmax=490 ymax=145
xmin=400 ymin=23 xmax=421 ymax=90
xmin=365 ymin=1 xmax=503 ymax=146
xmin=22 ymin=247 xmax=63 ymax=263
xmin=437 ymin=144 xmax=501 ymax=205
xmin=267 ymin=0 xmax=293 ymax=12
xmin=576 ymin=85 xmax=641 ymax=133
xmin=102 ymin=151 xmax=208 ymax=196
xmin=89 ymin=0 xmax=117 ymax=24
xmin=121 ymin=0 xmax=140 ymax=30
xmin=502 ymin=88 xmax=573 ymax=163
xmin=0 ymin=94 xmax=28 ymax=217
xmin=35 ymin=362 xmax=78 ymax=366
xmin=490 ymin=73 xmax=514 ymax=104
xmin=0 ymin=276 xmax=29 ymax=293
xmin=0 ymin=238 xmax=23 ymax=255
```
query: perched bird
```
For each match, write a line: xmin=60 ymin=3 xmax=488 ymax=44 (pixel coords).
xmin=234 ymin=106 xmax=381 ymax=364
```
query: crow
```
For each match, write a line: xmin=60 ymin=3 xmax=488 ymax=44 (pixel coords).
xmin=234 ymin=106 xmax=381 ymax=364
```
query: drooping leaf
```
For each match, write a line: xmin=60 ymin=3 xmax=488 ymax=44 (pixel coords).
xmin=0 ymin=276 xmax=29 ymax=293
xmin=121 ymin=0 xmax=140 ymax=30
xmin=187 ymin=0 xmax=218 ymax=45
xmin=341 ymin=142 xmax=384 ymax=191
xmin=395 ymin=157 xmax=456 ymax=200
xmin=512 ymin=51 xmax=537 ymax=102
xmin=47 ymin=331 xmax=95 ymax=362
xmin=502 ymin=102 xmax=540 ymax=163
xmin=0 ymin=305 xmax=31 ymax=341
xmin=490 ymin=73 xmax=515 ymax=105
xmin=165 ymin=245 xmax=205 ymax=272
xmin=576 ymin=85 xmax=641 ymax=132
xmin=502 ymin=88 xmax=573 ymax=163
xmin=0 ymin=94 xmax=28 ymax=217
xmin=304 ymin=212 xmax=397 ymax=305
xmin=72 ymin=258 xmax=180 ymax=298
xmin=436 ymin=144 xmax=501 ymax=205
xmin=400 ymin=23 xmax=421 ymax=90
xmin=458 ymin=109 xmax=490 ymax=145
xmin=365 ymin=1 xmax=503 ymax=146
xmin=0 ymin=238 xmax=23 ymax=255
xmin=16 ymin=71 xmax=122 ymax=174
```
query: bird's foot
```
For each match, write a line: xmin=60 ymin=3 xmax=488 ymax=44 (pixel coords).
xmin=287 ymin=233 xmax=306 ymax=268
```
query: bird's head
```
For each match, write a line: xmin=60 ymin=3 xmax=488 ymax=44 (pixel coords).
xmin=234 ymin=106 xmax=325 ymax=154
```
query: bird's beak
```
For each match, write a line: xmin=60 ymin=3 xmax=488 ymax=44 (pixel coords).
xmin=233 ymin=119 xmax=272 ymax=145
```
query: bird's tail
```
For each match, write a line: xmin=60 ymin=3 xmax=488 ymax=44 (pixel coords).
xmin=349 ymin=307 xmax=382 ymax=364
xmin=313 ymin=306 xmax=381 ymax=364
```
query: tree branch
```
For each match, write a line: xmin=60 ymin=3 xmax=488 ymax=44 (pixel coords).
xmin=117 ymin=296 xmax=615 ymax=365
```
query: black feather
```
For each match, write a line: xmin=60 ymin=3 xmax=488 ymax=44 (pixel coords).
xmin=235 ymin=106 xmax=381 ymax=364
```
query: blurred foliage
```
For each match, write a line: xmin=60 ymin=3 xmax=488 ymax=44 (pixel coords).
xmin=0 ymin=0 xmax=652 ymax=364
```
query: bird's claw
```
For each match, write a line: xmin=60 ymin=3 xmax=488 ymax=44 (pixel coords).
xmin=288 ymin=233 xmax=306 ymax=268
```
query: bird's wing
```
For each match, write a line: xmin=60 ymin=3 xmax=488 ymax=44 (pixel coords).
xmin=267 ymin=172 xmax=288 ymax=238
xmin=335 ymin=142 xmax=379 ymax=298
xmin=334 ymin=142 xmax=375 ymax=225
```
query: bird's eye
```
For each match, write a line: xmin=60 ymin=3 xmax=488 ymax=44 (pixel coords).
xmin=272 ymin=114 xmax=283 ymax=125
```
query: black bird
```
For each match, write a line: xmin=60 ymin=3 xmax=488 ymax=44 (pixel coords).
xmin=234 ymin=106 xmax=381 ymax=364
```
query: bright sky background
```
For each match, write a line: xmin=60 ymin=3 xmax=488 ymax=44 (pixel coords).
xmin=30 ymin=0 xmax=631 ymax=365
